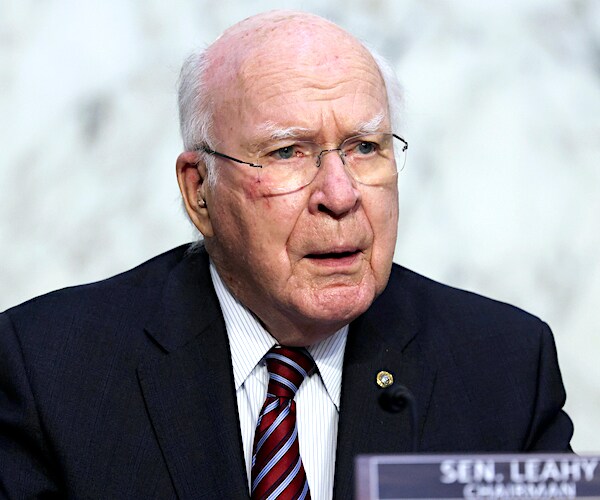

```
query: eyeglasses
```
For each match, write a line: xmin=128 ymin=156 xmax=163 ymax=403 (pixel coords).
xmin=198 ymin=132 xmax=407 ymax=194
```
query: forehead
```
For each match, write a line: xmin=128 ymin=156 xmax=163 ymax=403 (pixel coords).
xmin=207 ymin=16 xmax=389 ymax=142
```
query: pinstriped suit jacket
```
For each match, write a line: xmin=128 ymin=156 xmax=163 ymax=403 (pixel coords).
xmin=0 ymin=244 xmax=573 ymax=498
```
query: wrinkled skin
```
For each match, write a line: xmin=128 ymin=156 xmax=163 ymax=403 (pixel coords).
xmin=177 ymin=12 xmax=399 ymax=345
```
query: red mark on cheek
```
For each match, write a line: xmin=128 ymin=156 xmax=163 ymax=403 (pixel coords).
xmin=243 ymin=178 xmax=272 ymax=208
xmin=243 ymin=179 xmax=261 ymax=198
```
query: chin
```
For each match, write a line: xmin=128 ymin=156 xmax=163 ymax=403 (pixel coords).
xmin=301 ymin=282 xmax=378 ymax=325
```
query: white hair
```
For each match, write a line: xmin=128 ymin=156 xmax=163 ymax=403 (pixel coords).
xmin=367 ymin=47 xmax=405 ymax=133
xmin=177 ymin=41 xmax=404 ymax=186
xmin=177 ymin=50 xmax=217 ymax=186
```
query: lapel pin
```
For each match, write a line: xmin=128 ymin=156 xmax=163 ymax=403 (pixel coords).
xmin=376 ymin=370 xmax=394 ymax=388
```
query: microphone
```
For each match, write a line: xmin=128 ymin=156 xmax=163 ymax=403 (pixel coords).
xmin=378 ymin=384 xmax=418 ymax=452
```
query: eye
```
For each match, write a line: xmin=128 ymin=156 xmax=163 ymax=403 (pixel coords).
xmin=356 ymin=141 xmax=377 ymax=155
xmin=268 ymin=143 xmax=311 ymax=162
xmin=272 ymin=145 xmax=296 ymax=160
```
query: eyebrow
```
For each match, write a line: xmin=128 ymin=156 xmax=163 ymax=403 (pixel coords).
xmin=251 ymin=112 xmax=388 ymax=149
xmin=254 ymin=123 xmax=313 ymax=142
xmin=353 ymin=112 xmax=386 ymax=135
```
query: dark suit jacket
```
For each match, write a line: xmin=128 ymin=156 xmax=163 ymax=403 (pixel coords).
xmin=0 ymin=245 xmax=573 ymax=499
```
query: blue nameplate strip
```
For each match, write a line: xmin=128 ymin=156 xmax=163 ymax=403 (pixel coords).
xmin=355 ymin=454 xmax=600 ymax=499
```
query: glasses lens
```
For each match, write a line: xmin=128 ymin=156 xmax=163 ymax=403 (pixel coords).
xmin=341 ymin=133 xmax=402 ymax=186
xmin=257 ymin=142 xmax=321 ymax=194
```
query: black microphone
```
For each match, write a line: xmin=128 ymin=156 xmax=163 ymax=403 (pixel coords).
xmin=378 ymin=384 xmax=418 ymax=452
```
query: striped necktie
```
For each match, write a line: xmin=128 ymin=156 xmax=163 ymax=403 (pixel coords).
xmin=251 ymin=346 xmax=316 ymax=500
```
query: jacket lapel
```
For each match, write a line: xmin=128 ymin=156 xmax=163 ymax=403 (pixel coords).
xmin=135 ymin=249 xmax=433 ymax=499
xmin=137 ymin=248 xmax=249 ymax=499
xmin=333 ymin=267 xmax=437 ymax=500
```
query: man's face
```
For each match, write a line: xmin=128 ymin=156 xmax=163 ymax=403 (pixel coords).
xmin=185 ymin=24 xmax=399 ymax=345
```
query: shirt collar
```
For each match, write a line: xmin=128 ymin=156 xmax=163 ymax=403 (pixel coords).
xmin=209 ymin=261 xmax=348 ymax=409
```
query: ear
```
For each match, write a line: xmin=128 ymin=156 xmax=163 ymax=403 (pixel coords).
xmin=176 ymin=151 xmax=214 ymax=238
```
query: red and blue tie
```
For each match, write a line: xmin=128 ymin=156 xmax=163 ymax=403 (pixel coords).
xmin=251 ymin=346 xmax=316 ymax=500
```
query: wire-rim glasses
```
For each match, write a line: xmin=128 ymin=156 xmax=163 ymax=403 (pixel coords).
xmin=197 ymin=132 xmax=408 ymax=194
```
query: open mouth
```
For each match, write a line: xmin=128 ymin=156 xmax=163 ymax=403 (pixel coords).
xmin=306 ymin=250 xmax=360 ymax=259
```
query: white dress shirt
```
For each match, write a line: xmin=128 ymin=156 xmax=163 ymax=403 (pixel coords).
xmin=210 ymin=262 xmax=348 ymax=500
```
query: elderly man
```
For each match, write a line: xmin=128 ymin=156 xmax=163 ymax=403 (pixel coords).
xmin=0 ymin=10 xmax=572 ymax=500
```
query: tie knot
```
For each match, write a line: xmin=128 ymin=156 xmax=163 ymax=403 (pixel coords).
xmin=265 ymin=346 xmax=315 ymax=399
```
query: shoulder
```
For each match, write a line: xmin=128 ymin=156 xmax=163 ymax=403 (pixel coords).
xmin=378 ymin=263 xmax=551 ymax=349
xmin=1 ymin=244 xmax=208 ymax=354
xmin=4 ymin=245 xmax=186 ymax=314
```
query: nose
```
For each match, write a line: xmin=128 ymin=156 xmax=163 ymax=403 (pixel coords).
xmin=308 ymin=149 xmax=361 ymax=218
xmin=316 ymin=148 xmax=345 ymax=168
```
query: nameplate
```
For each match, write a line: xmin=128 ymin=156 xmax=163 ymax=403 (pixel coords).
xmin=355 ymin=454 xmax=600 ymax=499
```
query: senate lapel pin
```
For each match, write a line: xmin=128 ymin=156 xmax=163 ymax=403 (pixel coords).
xmin=376 ymin=370 xmax=394 ymax=388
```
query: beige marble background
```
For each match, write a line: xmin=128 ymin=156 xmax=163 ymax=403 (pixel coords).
xmin=1 ymin=0 xmax=598 ymax=451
